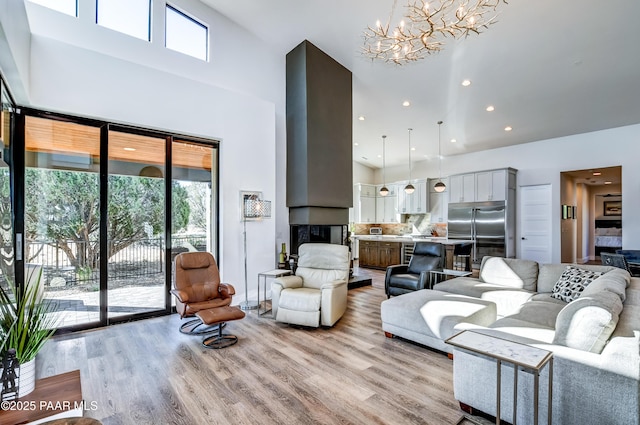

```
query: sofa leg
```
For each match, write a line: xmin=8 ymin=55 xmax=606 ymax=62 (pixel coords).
xmin=459 ymin=402 xmax=474 ymax=415
xmin=384 ymin=331 xmax=394 ymax=338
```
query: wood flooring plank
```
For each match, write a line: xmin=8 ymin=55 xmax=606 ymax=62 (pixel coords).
xmin=34 ymin=267 xmax=472 ymax=424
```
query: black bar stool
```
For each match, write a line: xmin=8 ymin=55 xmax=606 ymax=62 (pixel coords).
xmin=453 ymin=243 xmax=472 ymax=271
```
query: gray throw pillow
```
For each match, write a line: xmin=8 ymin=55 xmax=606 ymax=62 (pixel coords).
xmin=551 ymin=265 xmax=605 ymax=303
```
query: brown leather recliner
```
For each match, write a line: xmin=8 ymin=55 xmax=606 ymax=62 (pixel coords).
xmin=171 ymin=251 xmax=234 ymax=334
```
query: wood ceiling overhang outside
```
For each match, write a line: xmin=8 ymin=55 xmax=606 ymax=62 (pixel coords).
xmin=24 ymin=116 xmax=212 ymax=171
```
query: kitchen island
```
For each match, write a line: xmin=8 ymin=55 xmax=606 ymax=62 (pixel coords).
xmin=353 ymin=235 xmax=473 ymax=270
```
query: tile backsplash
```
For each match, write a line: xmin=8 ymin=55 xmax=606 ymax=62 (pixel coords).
xmin=354 ymin=219 xmax=447 ymax=236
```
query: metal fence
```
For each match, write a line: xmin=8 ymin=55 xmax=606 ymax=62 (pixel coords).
xmin=25 ymin=235 xmax=207 ymax=286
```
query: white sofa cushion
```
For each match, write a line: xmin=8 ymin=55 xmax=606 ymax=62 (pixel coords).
xmin=553 ymin=290 xmax=623 ymax=353
xmin=278 ymin=287 xmax=321 ymax=312
xmin=537 ymin=263 xmax=614 ymax=293
xmin=550 ymin=265 xmax=605 ymax=302
xmin=434 ymin=277 xmax=534 ymax=318
xmin=580 ymin=268 xmax=630 ymax=302
xmin=479 ymin=256 xmax=539 ymax=291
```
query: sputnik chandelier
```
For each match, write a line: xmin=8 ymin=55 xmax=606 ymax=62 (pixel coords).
xmin=363 ymin=0 xmax=507 ymax=65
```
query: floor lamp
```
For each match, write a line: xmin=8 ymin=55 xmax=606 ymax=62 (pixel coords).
xmin=240 ymin=193 xmax=271 ymax=311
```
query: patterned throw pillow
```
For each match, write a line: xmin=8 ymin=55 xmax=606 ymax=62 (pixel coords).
xmin=551 ymin=266 xmax=605 ymax=302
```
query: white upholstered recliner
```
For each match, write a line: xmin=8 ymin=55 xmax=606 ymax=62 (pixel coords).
xmin=272 ymin=243 xmax=350 ymax=327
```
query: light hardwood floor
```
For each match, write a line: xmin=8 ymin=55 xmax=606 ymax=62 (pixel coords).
xmin=36 ymin=268 xmax=471 ymax=425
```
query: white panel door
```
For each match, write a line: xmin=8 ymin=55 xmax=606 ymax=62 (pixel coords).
xmin=520 ymin=184 xmax=552 ymax=263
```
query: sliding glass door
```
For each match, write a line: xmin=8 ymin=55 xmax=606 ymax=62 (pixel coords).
xmin=171 ymin=140 xmax=217 ymax=257
xmin=107 ymin=128 xmax=168 ymax=319
xmin=0 ymin=81 xmax=14 ymax=300
xmin=12 ymin=110 xmax=219 ymax=330
xmin=24 ymin=115 xmax=102 ymax=327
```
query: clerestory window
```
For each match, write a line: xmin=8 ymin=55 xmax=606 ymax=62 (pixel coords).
xmin=96 ymin=0 xmax=151 ymax=41
xmin=28 ymin=0 xmax=78 ymax=17
xmin=165 ymin=4 xmax=208 ymax=61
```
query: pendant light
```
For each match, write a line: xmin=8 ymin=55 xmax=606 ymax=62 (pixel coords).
xmin=404 ymin=128 xmax=415 ymax=194
xmin=379 ymin=135 xmax=389 ymax=196
xmin=434 ymin=121 xmax=446 ymax=193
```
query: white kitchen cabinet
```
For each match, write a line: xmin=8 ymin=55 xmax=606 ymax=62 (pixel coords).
xmin=475 ymin=169 xmax=507 ymax=202
xmin=397 ymin=179 xmax=427 ymax=214
xmin=376 ymin=195 xmax=399 ymax=222
xmin=428 ymin=178 xmax=448 ymax=223
xmin=375 ymin=184 xmax=399 ymax=223
xmin=353 ymin=184 xmax=377 ymax=223
xmin=359 ymin=184 xmax=377 ymax=197
xmin=428 ymin=192 xmax=447 ymax=223
xmin=449 ymin=173 xmax=475 ymax=203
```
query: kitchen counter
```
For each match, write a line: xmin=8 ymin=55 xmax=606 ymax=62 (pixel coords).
xmin=353 ymin=235 xmax=474 ymax=269
xmin=353 ymin=235 xmax=471 ymax=244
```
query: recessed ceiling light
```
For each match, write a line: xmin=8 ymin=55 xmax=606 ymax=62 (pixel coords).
xmin=354 ymin=142 xmax=359 ymax=146
xmin=411 ymin=147 xmax=416 ymax=151
xmin=450 ymin=139 xmax=457 ymax=143
xmin=461 ymin=79 xmax=471 ymax=87
xmin=402 ymin=100 xmax=411 ymax=107
xmin=604 ymin=181 xmax=612 ymax=185
xmin=593 ymin=171 xmax=602 ymax=176
xmin=486 ymin=105 xmax=495 ymax=112
xmin=504 ymin=126 xmax=513 ymax=132
xmin=124 ymin=147 xmax=136 ymax=151
xmin=377 ymin=154 xmax=382 ymax=158
xmin=358 ymin=116 xmax=365 ymax=121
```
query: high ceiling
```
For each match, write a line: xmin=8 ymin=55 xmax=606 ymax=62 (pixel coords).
xmin=203 ymin=0 xmax=640 ymax=169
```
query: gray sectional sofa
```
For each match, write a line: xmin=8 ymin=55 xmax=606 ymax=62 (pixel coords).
xmin=380 ymin=256 xmax=640 ymax=425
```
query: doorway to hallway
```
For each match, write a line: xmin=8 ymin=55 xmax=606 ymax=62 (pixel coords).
xmin=560 ymin=166 xmax=622 ymax=264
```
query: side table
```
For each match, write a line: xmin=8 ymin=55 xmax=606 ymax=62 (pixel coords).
xmin=446 ymin=330 xmax=553 ymax=425
xmin=0 ymin=370 xmax=83 ymax=425
xmin=257 ymin=269 xmax=292 ymax=318
xmin=428 ymin=269 xmax=472 ymax=288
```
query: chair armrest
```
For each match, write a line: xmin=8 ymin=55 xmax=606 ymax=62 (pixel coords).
xmin=385 ymin=264 xmax=409 ymax=295
xmin=385 ymin=264 xmax=409 ymax=276
xmin=170 ymin=289 xmax=189 ymax=303
xmin=273 ymin=275 xmax=303 ymax=289
xmin=320 ymin=279 xmax=348 ymax=290
xmin=219 ymin=283 xmax=236 ymax=296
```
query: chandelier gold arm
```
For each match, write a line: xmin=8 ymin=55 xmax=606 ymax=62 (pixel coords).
xmin=363 ymin=0 xmax=508 ymax=65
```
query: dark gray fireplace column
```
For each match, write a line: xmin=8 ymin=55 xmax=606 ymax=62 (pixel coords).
xmin=286 ymin=40 xmax=353 ymax=228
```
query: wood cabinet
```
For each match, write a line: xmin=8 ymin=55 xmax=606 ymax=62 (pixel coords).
xmin=448 ymin=173 xmax=475 ymax=203
xmin=358 ymin=240 xmax=379 ymax=268
xmin=359 ymin=240 xmax=401 ymax=269
xmin=378 ymin=241 xmax=401 ymax=268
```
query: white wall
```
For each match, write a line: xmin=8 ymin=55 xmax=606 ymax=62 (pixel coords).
xmin=353 ymin=161 xmax=375 ymax=185
xmin=368 ymin=124 xmax=640 ymax=263
xmin=0 ymin=0 xmax=30 ymax=101
xmin=0 ymin=1 xmax=286 ymax=303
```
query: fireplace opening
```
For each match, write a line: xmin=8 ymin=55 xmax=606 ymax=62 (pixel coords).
xmin=290 ymin=225 xmax=348 ymax=256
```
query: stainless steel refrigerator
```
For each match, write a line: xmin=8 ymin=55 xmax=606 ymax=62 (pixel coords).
xmin=448 ymin=201 xmax=513 ymax=264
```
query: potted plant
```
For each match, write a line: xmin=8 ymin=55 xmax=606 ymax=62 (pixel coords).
xmin=0 ymin=265 xmax=57 ymax=397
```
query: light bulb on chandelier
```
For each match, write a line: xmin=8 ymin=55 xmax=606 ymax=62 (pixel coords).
xmin=363 ymin=0 xmax=508 ymax=65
